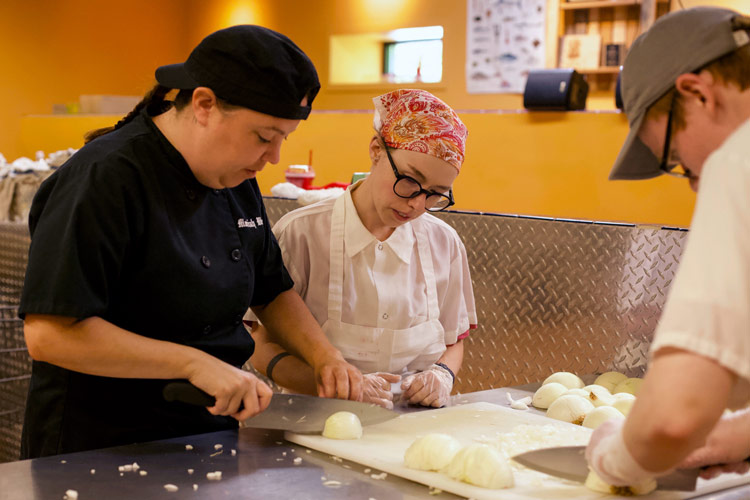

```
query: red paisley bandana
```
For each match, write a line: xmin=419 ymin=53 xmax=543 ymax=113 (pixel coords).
xmin=373 ymin=89 xmax=467 ymax=171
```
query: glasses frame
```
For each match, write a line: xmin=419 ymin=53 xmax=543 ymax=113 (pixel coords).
xmin=384 ymin=146 xmax=455 ymax=212
xmin=659 ymin=93 xmax=691 ymax=179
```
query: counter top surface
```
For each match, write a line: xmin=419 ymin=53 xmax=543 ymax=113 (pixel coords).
xmin=0 ymin=388 xmax=747 ymax=500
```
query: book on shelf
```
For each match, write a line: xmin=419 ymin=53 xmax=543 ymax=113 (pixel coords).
xmin=602 ymin=43 xmax=627 ymax=67
xmin=559 ymin=34 xmax=601 ymax=70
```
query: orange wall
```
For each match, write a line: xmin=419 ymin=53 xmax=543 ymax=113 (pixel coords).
xmin=185 ymin=0 xmax=531 ymax=112
xmin=21 ymin=110 xmax=696 ymax=227
xmin=0 ymin=0 xmax=190 ymax=160
xmin=6 ymin=0 xmax=716 ymax=227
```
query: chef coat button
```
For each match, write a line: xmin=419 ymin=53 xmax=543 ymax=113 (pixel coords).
xmin=382 ymin=313 xmax=389 ymax=320
xmin=234 ymin=314 xmax=242 ymax=325
xmin=377 ymin=243 xmax=384 ymax=251
xmin=231 ymin=248 xmax=242 ymax=261
xmin=186 ymin=189 xmax=196 ymax=201
xmin=203 ymin=325 xmax=212 ymax=335
xmin=201 ymin=255 xmax=211 ymax=268
xmin=213 ymin=189 xmax=221 ymax=195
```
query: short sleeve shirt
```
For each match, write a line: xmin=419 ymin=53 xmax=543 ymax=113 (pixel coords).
xmin=265 ymin=185 xmax=477 ymax=347
xmin=649 ymin=119 xmax=750 ymax=409
xmin=18 ymin=107 xmax=293 ymax=457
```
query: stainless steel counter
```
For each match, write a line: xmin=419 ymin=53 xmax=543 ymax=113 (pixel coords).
xmin=0 ymin=389 xmax=747 ymax=500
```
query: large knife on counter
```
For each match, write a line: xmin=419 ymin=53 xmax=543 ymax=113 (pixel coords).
xmin=163 ymin=381 xmax=398 ymax=434
xmin=512 ymin=446 xmax=701 ymax=491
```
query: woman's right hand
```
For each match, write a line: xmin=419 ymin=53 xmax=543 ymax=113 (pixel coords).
xmin=188 ymin=356 xmax=273 ymax=422
xmin=362 ymin=372 xmax=401 ymax=409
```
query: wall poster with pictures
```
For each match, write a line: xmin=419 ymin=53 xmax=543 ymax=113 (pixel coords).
xmin=466 ymin=0 xmax=547 ymax=94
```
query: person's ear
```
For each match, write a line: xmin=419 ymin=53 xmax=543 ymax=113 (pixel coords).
xmin=675 ymin=72 xmax=715 ymax=113
xmin=369 ymin=136 xmax=383 ymax=163
xmin=191 ymin=87 xmax=219 ymax=125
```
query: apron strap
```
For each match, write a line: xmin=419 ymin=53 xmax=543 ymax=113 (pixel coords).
xmin=327 ymin=195 xmax=346 ymax=321
xmin=413 ymin=220 xmax=440 ymax=321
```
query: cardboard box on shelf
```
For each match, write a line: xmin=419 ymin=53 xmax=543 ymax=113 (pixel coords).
xmin=79 ymin=95 xmax=141 ymax=114
xmin=559 ymin=34 xmax=602 ymax=70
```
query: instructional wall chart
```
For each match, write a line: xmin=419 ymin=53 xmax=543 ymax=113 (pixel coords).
xmin=466 ymin=0 xmax=547 ymax=93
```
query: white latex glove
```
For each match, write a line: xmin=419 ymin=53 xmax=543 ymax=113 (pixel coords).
xmin=362 ymin=372 xmax=401 ymax=409
xmin=680 ymin=409 xmax=750 ymax=479
xmin=401 ymin=364 xmax=453 ymax=408
xmin=586 ymin=419 xmax=661 ymax=486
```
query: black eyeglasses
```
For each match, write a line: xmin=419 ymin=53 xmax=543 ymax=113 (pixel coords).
xmin=659 ymin=93 xmax=691 ymax=179
xmin=384 ymin=147 xmax=455 ymax=212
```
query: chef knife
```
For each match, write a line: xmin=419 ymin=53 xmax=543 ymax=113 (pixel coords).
xmin=512 ymin=446 xmax=701 ymax=491
xmin=163 ymin=381 xmax=398 ymax=434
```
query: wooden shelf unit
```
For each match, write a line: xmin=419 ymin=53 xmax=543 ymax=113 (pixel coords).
xmin=560 ymin=0 xmax=641 ymax=10
xmin=576 ymin=66 xmax=621 ymax=74
xmin=548 ymin=0 xmax=670 ymax=90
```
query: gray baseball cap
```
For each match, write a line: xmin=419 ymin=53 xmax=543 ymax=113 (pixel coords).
xmin=609 ymin=7 xmax=750 ymax=180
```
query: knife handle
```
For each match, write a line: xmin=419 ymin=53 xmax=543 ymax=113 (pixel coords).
xmin=163 ymin=381 xmax=216 ymax=407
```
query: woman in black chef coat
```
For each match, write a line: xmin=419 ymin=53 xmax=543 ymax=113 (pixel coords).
xmin=18 ymin=25 xmax=362 ymax=459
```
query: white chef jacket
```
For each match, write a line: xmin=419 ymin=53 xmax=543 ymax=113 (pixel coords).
xmin=649 ymin=119 xmax=750 ymax=409
xmin=270 ymin=183 xmax=477 ymax=351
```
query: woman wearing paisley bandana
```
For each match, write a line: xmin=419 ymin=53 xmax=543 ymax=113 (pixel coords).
xmin=249 ymin=89 xmax=477 ymax=409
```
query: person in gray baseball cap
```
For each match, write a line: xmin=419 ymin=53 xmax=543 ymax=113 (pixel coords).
xmin=585 ymin=7 xmax=750 ymax=491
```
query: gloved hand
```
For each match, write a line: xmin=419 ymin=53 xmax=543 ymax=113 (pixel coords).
xmin=680 ymin=409 xmax=750 ymax=479
xmin=586 ymin=419 xmax=660 ymax=487
xmin=401 ymin=364 xmax=453 ymax=408
xmin=362 ymin=372 xmax=401 ymax=409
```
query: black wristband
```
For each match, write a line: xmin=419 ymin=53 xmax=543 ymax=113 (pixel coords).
xmin=266 ymin=352 xmax=292 ymax=383
xmin=434 ymin=362 xmax=455 ymax=384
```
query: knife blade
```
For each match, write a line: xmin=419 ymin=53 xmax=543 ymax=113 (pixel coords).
xmin=512 ymin=446 xmax=700 ymax=491
xmin=163 ymin=381 xmax=398 ymax=433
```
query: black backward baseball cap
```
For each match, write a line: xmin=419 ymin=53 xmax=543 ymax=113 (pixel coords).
xmin=155 ymin=25 xmax=320 ymax=120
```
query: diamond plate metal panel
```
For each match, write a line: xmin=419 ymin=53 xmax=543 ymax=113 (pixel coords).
xmin=0 ymin=200 xmax=688 ymax=461
xmin=0 ymin=222 xmax=30 ymax=306
xmin=0 ymin=305 xmax=29 ymax=463
xmin=264 ymin=198 xmax=687 ymax=394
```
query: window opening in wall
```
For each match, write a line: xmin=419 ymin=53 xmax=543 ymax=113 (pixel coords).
xmin=329 ymin=25 xmax=443 ymax=85
xmin=383 ymin=26 xmax=443 ymax=83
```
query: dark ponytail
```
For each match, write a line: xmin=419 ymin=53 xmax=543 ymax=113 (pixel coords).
xmin=84 ymin=84 xmax=171 ymax=144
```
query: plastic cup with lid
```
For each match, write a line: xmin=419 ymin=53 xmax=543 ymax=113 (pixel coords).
xmin=285 ymin=164 xmax=315 ymax=189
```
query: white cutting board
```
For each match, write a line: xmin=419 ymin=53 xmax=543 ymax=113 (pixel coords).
xmin=286 ymin=402 xmax=749 ymax=500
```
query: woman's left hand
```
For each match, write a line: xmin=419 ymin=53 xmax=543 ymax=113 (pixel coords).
xmin=401 ymin=364 xmax=453 ymax=407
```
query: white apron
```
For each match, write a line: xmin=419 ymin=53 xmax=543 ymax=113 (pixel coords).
xmin=321 ymin=195 xmax=446 ymax=374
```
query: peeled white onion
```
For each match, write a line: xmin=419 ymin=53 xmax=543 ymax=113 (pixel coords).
xmin=532 ymin=382 xmax=567 ymax=409
xmin=322 ymin=411 xmax=362 ymax=440
xmin=593 ymin=371 xmax=628 ymax=393
xmin=404 ymin=433 xmax=461 ymax=471
xmin=444 ymin=444 xmax=514 ymax=489
xmin=542 ymin=372 xmax=584 ymax=390
xmin=612 ymin=393 xmax=636 ymax=416
xmin=613 ymin=377 xmax=643 ymax=395
xmin=562 ymin=388 xmax=589 ymax=398
xmin=582 ymin=406 xmax=625 ymax=429
xmin=585 ymin=469 xmax=657 ymax=496
xmin=546 ymin=395 xmax=594 ymax=425
xmin=585 ymin=385 xmax=615 ymax=407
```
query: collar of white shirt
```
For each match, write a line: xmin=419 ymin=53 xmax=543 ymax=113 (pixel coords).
xmin=343 ymin=187 xmax=415 ymax=264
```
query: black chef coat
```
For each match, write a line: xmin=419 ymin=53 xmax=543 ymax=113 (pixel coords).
xmin=18 ymin=106 xmax=293 ymax=458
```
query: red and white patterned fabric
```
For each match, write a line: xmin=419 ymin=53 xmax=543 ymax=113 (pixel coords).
xmin=373 ymin=89 xmax=468 ymax=171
